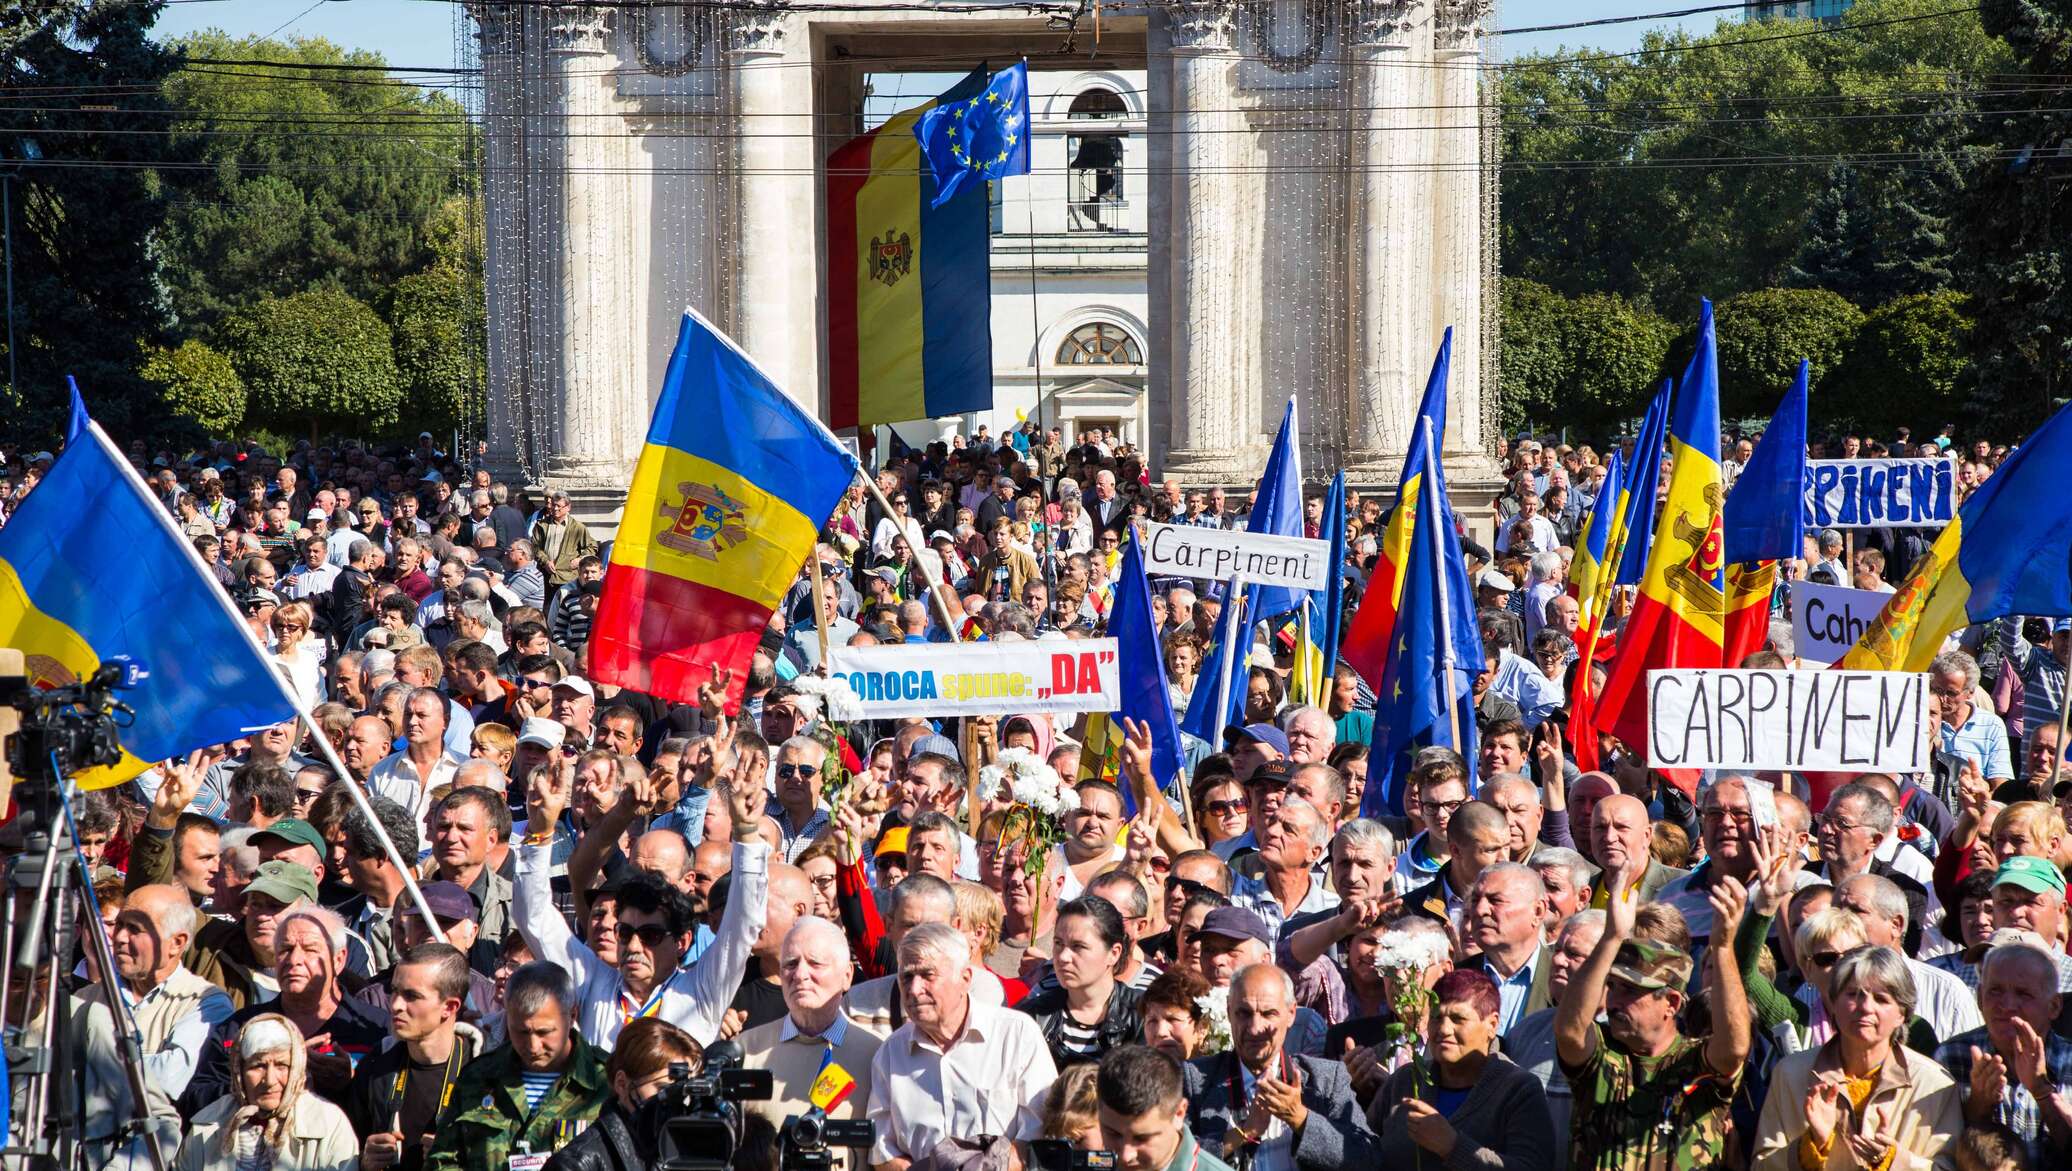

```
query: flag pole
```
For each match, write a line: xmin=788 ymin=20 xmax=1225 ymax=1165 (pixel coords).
xmin=1424 ymin=417 xmax=1465 ymax=756
xmin=859 ymin=470 xmax=963 ymax=641
xmin=808 ymin=552 xmax=832 ymax=667
xmin=1214 ymin=574 xmax=1248 ymax=737
xmin=77 ymin=418 xmax=446 ymax=943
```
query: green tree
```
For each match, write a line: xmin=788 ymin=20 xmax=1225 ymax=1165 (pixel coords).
xmin=1961 ymin=0 xmax=2072 ymax=436
xmin=1497 ymin=278 xmax=1572 ymax=435
xmin=1 ymin=0 xmax=178 ymax=438
xmin=1497 ymin=278 xmax=1674 ymax=434
xmin=1827 ymin=291 xmax=1973 ymax=434
xmin=156 ymin=32 xmax=473 ymax=334
xmin=388 ymin=261 xmax=483 ymax=436
xmin=1699 ymin=288 xmax=1864 ymax=419
xmin=223 ymin=288 xmax=400 ymax=436
xmin=139 ymin=338 xmax=245 ymax=431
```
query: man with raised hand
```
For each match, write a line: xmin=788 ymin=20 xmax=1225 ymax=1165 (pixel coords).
xmin=515 ymin=743 xmax=767 ymax=1047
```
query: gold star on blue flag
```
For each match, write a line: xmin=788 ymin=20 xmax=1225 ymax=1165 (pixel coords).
xmin=914 ymin=61 xmax=1031 ymax=209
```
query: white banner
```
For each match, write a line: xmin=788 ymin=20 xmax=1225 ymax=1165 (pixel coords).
xmin=826 ymin=639 xmax=1121 ymax=718
xmin=1802 ymin=458 xmax=1955 ymax=529
xmin=1789 ymin=581 xmax=1896 ymax=665
xmin=1646 ymin=668 xmax=1929 ymax=773
xmin=1141 ymin=522 xmax=1331 ymax=590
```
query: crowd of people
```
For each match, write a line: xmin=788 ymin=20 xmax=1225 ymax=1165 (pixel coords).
xmin=1 ymin=414 xmax=2069 ymax=1171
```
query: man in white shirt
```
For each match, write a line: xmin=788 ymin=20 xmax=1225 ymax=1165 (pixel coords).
xmin=513 ymin=752 xmax=767 ymax=1047
xmin=367 ymin=687 xmax=465 ymax=820
xmin=1833 ymin=872 xmax=1982 ymax=1043
xmin=866 ymin=923 xmax=1057 ymax=1169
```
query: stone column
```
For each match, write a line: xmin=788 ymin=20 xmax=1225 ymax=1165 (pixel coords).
xmin=542 ymin=4 xmax=635 ymax=484
xmin=1160 ymin=0 xmax=1256 ymax=484
xmin=1431 ymin=0 xmax=1492 ymax=458
xmin=725 ymin=3 xmax=807 ymax=404
xmin=1344 ymin=0 xmax=1425 ymax=479
xmin=469 ymin=2 xmax=529 ymax=478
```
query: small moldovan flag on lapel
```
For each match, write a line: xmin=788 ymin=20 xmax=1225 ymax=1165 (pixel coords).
xmin=809 ymin=1059 xmax=857 ymax=1114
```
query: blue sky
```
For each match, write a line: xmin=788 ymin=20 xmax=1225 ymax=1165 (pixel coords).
xmin=151 ymin=1 xmax=1734 ymax=74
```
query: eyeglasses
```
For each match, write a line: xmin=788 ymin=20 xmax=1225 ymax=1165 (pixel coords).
xmin=1420 ymin=798 xmax=1467 ymax=817
xmin=1699 ymin=808 xmax=1753 ymax=825
xmin=1819 ymin=817 xmax=1867 ymax=835
xmin=295 ymin=788 xmax=326 ymax=801
xmin=777 ymin=762 xmax=821 ymax=780
xmin=615 ymin=922 xmax=676 ymax=948
xmin=1805 ymin=949 xmax=1845 ymax=971
xmin=1169 ymin=877 xmax=1217 ymax=900
xmin=272 ymin=622 xmax=306 ymax=633
xmin=1205 ymin=798 xmax=1248 ymax=818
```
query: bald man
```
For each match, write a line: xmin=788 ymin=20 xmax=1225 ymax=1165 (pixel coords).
xmin=1567 ymin=773 xmax=1616 ymax=868
xmin=1591 ymin=793 xmax=1688 ymax=904
xmin=729 ymin=862 xmax=816 ymax=1034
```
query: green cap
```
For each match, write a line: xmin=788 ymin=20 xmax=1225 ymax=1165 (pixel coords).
xmin=1606 ymin=938 xmax=1693 ymax=992
xmin=244 ymin=859 xmax=319 ymax=907
xmin=1993 ymin=855 xmax=2067 ymax=898
xmin=252 ymin=817 xmax=325 ymax=856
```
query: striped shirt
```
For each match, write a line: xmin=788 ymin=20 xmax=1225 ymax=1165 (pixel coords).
xmin=519 ymin=1070 xmax=559 ymax=1113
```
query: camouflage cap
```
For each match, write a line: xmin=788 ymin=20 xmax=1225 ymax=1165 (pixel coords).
xmin=1606 ymin=938 xmax=1693 ymax=992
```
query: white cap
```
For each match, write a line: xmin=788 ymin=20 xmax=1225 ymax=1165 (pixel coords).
xmin=1477 ymin=569 xmax=1517 ymax=592
xmin=517 ymin=717 xmax=565 ymax=749
xmin=552 ymin=676 xmax=594 ymax=698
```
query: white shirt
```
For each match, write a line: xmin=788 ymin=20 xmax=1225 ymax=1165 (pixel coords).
xmin=282 ymin=561 xmax=340 ymax=601
xmin=367 ymin=748 xmax=465 ymax=822
xmin=1905 ymin=954 xmax=1984 ymax=1042
xmin=513 ymin=838 xmax=767 ymax=1048
xmin=872 ymin=515 xmax=927 ymax=561
xmin=866 ymin=1000 xmax=1058 ymax=1164
xmin=1497 ymin=514 xmax=1559 ymax=554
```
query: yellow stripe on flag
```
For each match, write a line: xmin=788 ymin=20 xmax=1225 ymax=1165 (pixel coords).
xmin=0 ymin=559 xmax=156 ymax=788
xmin=1837 ymin=519 xmax=1972 ymax=673
xmin=617 ymin=445 xmax=819 ymax=610
xmin=809 ymin=1061 xmax=857 ymax=1113
xmin=1634 ymin=433 xmax=1725 ymax=645
xmin=854 ymin=108 xmax=930 ymax=426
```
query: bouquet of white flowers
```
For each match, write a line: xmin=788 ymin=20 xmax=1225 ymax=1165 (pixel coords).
xmin=1194 ymin=985 xmax=1232 ymax=1055
xmin=791 ymin=673 xmax=866 ymax=723
xmin=1372 ymin=925 xmax=1451 ymax=1096
xmin=976 ymin=747 xmax=1079 ymax=928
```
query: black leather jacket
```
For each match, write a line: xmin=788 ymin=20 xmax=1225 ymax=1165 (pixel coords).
xmin=543 ymin=1103 xmax=645 ymax=1171
xmin=1015 ymin=981 xmax=1144 ymax=1069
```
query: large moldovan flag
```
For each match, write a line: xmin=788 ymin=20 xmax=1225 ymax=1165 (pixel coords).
xmin=591 ymin=311 xmax=859 ymax=714
xmin=0 ymin=383 xmax=301 ymax=788
xmin=1594 ymin=301 xmax=1728 ymax=793
xmin=826 ymin=68 xmax=1006 ymax=429
xmin=1839 ymin=398 xmax=2072 ymax=671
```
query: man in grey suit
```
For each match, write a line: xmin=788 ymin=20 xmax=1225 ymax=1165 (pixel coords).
xmin=1181 ymin=963 xmax=1377 ymax=1171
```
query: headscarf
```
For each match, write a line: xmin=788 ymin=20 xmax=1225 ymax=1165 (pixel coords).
xmin=220 ymin=1013 xmax=311 ymax=1156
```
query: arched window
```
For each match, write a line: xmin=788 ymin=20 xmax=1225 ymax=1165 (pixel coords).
xmin=1067 ymin=88 xmax=1127 ymax=120
xmin=1057 ymin=322 xmax=1143 ymax=366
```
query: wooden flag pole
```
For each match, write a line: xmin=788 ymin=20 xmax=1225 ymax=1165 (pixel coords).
xmin=808 ymin=552 xmax=832 ymax=668
xmin=859 ymin=470 xmax=964 ymax=642
xmin=1213 ymin=574 xmax=1248 ymax=737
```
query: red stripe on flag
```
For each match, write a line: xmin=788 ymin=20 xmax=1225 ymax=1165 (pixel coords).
xmin=1339 ymin=554 xmax=1402 ymax=686
xmin=588 ymin=564 xmax=772 ymax=712
xmin=825 ymin=128 xmax=881 ymax=433
xmin=1594 ymin=594 xmax=1711 ymax=797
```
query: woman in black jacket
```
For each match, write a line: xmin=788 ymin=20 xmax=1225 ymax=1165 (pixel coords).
xmin=1015 ymin=896 xmax=1143 ymax=1068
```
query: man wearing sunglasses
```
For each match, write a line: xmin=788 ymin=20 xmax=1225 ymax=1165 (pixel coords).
xmin=771 ymin=736 xmax=833 ymax=865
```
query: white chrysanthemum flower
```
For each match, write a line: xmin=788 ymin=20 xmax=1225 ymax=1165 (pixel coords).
xmin=1371 ymin=927 xmax=1452 ymax=977
xmin=794 ymin=673 xmax=865 ymax=723
xmin=1195 ymin=986 xmax=1232 ymax=1054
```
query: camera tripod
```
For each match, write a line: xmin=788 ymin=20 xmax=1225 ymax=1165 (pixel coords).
xmin=0 ymin=769 xmax=166 ymax=1171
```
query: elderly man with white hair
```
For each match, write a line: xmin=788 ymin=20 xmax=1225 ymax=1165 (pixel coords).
xmin=865 ymin=923 xmax=1057 ymax=1169
xmin=1229 ymin=797 xmax=1339 ymax=940
xmin=1932 ymin=931 xmax=2072 ymax=1165
xmin=740 ymin=917 xmax=883 ymax=1122
xmin=1521 ymin=551 xmax=1566 ymax=643
xmin=1280 ymin=706 xmax=1336 ymax=766
xmin=1831 ymin=872 xmax=1982 ymax=1043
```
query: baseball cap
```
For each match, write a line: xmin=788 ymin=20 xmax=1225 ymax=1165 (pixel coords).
xmin=871 ymin=567 xmax=900 ymax=585
xmin=305 ymin=508 xmax=327 ymax=522
xmin=1606 ymin=938 xmax=1694 ymax=991
xmin=1222 ymin=723 xmax=1290 ymax=757
xmin=245 ymin=859 xmax=319 ymax=907
xmin=1477 ymin=569 xmax=1517 ymax=592
xmin=1248 ymin=759 xmax=1297 ymax=788
xmin=517 ymin=716 xmax=565 ymax=750
xmin=909 ymin=733 xmax=960 ymax=759
xmin=416 ymin=880 xmax=478 ymax=922
xmin=875 ymin=827 xmax=910 ymax=860
xmin=253 ymin=818 xmax=327 ymax=856
xmin=1993 ymin=855 xmax=2066 ymax=897
xmin=928 ymin=530 xmax=956 ymax=545
xmin=553 ymin=676 xmax=594 ymax=698
xmin=1193 ymin=906 xmax=1273 ymax=949
xmin=240 ymin=588 xmax=282 ymax=613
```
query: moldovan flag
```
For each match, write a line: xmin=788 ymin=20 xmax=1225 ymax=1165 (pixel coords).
xmin=1571 ymin=382 xmax=1671 ymax=773
xmin=592 ymin=310 xmax=860 ymax=714
xmin=1720 ymin=359 xmax=1808 ymax=666
xmin=1567 ymin=451 xmax=1626 ymax=626
xmin=1594 ymin=300 xmax=1728 ymax=794
xmin=1340 ymin=328 xmax=1452 ymax=688
xmin=827 ymin=69 xmax=995 ymax=429
xmin=809 ymin=1057 xmax=857 ymax=1113
xmin=1838 ymin=396 xmax=2072 ymax=672
xmin=0 ymin=382 xmax=300 ymax=789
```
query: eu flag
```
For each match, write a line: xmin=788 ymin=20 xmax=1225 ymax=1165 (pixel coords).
xmin=1245 ymin=398 xmax=1307 ymax=625
xmin=0 ymin=385 xmax=301 ymax=789
xmin=1615 ymin=380 xmax=1673 ymax=586
xmin=915 ymin=61 xmax=1031 ymax=210
xmin=1723 ymin=359 xmax=1808 ymax=564
xmin=1320 ymin=470 xmax=1348 ymax=676
xmin=1108 ymin=526 xmax=1184 ymax=812
xmin=1181 ymin=584 xmax=1248 ymax=744
xmin=1365 ymin=421 xmax=1480 ymax=817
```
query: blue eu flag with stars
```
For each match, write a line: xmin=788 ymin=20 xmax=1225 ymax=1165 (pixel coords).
xmin=915 ymin=61 xmax=1031 ymax=210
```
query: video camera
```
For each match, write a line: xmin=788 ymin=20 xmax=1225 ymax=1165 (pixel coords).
xmin=650 ymin=1043 xmax=774 ymax=1171
xmin=1030 ymin=1140 xmax=1118 ymax=1171
xmin=777 ymin=1107 xmax=873 ymax=1171
xmin=0 ymin=650 xmax=144 ymax=788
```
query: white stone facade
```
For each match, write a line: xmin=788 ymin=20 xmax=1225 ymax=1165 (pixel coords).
xmin=470 ymin=1 xmax=1500 ymax=523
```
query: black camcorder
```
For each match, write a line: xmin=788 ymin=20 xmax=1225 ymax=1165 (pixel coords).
xmin=777 ymin=1107 xmax=873 ymax=1171
xmin=650 ymin=1052 xmax=774 ymax=1171
xmin=1030 ymin=1140 xmax=1118 ymax=1171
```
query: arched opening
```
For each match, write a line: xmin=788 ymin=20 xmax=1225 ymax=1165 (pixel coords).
xmin=1057 ymin=322 xmax=1143 ymax=367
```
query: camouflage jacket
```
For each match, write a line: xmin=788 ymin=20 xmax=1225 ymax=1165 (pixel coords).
xmin=425 ymin=1037 xmax=611 ymax=1171
xmin=1562 ymin=1029 xmax=1741 ymax=1171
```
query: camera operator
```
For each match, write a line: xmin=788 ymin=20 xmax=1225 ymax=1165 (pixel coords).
xmin=543 ymin=1016 xmax=702 ymax=1171
xmin=425 ymin=961 xmax=610 ymax=1171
